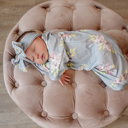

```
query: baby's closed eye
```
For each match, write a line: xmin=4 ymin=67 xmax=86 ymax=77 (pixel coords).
xmin=32 ymin=56 xmax=35 ymax=61
xmin=33 ymin=47 xmax=35 ymax=52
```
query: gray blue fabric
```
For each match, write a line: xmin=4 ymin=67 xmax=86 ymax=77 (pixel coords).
xmin=11 ymin=32 xmax=41 ymax=72
xmin=21 ymin=32 xmax=42 ymax=51
xmin=33 ymin=29 xmax=128 ymax=91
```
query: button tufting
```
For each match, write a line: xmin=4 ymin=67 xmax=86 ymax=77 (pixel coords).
xmin=41 ymin=111 xmax=48 ymax=117
xmin=72 ymin=113 xmax=78 ymax=119
xmin=41 ymin=81 xmax=47 ymax=87
xmin=46 ymin=8 xmax=50 ymax=11
xmin=101 ymin=82 xmax=106 ymax=88
xmin=103 ymin=110 xmax=109 ymax=117
xmin=15 ymin=82 xmax=19 ymax=88
xmin=72 ymin=82 xmax=77 ymax=88
xmin=71 ymin=6 xmax=76 ymax=10
xmin=15 ymin=29 xmax=19 ymax=34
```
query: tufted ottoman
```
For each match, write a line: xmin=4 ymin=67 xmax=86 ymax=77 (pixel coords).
xmin=3 ymin=0 xmax=128 ymax=128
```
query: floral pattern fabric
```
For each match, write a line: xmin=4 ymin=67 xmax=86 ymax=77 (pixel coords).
xmin=34 ymin=29 xmax=128 ymax=91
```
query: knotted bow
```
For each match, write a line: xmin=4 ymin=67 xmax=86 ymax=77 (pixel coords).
xmin=11 ymin=41 xmax=34 ymax=72
xmin=11 ymin=32 xmax=42 ymax=72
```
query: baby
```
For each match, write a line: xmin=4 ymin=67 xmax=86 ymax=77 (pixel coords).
xmin=11 ymin=29 xmax=128 ymax=91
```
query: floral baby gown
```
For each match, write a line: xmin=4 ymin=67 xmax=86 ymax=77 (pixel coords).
xmin=33 ymin=29 xmax=128 ymax=91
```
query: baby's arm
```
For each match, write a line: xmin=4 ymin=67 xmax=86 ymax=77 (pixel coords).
xmin=59 ymin=70 xmax=71 ymax=86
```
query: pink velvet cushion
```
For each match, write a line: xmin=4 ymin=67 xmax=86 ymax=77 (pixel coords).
xmin=3 ymin=0 xmax=128 ymax=128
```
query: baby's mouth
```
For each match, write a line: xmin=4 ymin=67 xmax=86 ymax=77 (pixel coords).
xmin=41 ymin=54 xmax=45 ymax=60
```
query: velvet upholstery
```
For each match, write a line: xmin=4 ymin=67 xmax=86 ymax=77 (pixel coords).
xmin=3 ymin=0 xmax=128 ymax=128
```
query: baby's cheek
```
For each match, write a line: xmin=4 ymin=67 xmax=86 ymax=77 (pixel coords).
xmin=35 ymin=59 xmax=40 ymax=64
xmin=26 ymin=57 xmax=31 ymax=61
xmin=36 ymin=59 xmax=43 ymax=64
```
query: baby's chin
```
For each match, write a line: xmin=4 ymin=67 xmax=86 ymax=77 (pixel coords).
xmin=36 ymin=59 xmax=48 ymax=64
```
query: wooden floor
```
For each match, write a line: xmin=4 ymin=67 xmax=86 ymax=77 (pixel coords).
xmin=0 ymin=0 xmax=128 ymax=128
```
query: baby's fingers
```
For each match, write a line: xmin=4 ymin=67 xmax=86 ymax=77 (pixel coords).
xmin=64 ymin=74 xmax=70 ymax=78
xmin=59 ymin=79 xmax=65 ymax=86
xmin=64 ymin=77 xmax=70 ymax=82
xmin=63 ymin=80 xmax=69 ymax=85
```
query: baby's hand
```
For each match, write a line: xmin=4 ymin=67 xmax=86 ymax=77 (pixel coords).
xmin=59 ymin=71 xmax=70 ymax=86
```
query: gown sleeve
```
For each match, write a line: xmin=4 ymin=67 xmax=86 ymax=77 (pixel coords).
xmin=47 ymin=33 xmax=70 ymax=81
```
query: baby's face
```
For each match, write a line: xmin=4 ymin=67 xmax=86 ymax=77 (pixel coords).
xmin=25 ymin=36 xmax=49 ymax=64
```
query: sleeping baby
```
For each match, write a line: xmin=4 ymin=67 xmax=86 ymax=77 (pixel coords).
xmin=11 ymin=29 xmax=128 ymax=91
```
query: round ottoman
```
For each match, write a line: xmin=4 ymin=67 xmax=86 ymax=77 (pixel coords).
xmin=3 ymin=0 xmax=128 ymax=128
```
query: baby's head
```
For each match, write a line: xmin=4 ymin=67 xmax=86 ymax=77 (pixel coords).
xmin=12 ymin=31 xmax=49 ymax=72
xmin=18 ymin=32 xmax=49 ymax=64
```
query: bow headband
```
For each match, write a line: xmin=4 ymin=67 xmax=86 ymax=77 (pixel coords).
xmin=11 ymin=32 xmax=42 ymax=72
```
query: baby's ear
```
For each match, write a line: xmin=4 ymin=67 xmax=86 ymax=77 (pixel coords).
xmin=34 ymin=30 xmax=43 ymax=34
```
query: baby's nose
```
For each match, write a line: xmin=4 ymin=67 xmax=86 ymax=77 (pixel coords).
xmin=35 ymin=53 xmax=39 ymax=59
